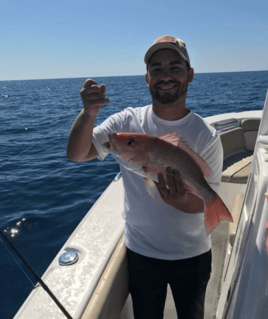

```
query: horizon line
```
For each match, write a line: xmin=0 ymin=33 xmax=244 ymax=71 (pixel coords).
xmin=1 ymin=69 xmax=268 ymax=82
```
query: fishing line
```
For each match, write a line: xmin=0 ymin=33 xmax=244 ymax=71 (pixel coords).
xmin=0 ymin=231 xmax=73 ymax=319
xmin=0 ymin=93 xmax=111 ymax=172
xmin=0 ymin=111 xmax=80 ymax=171
xmin=0 ymin=103 xmax=110 ymax=183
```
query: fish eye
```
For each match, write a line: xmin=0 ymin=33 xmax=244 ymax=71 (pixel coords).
xmin=127 ymin=138 xmax=135 ymax=146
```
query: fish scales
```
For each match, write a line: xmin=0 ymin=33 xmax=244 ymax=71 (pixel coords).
xmin=147 ymin=138 xmax=206 ymax=196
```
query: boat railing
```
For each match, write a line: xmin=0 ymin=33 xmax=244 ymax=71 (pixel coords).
xmin=216 ymin=90 xmax=268 ymax=319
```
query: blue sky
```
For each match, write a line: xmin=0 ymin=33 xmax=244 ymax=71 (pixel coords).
xmin=1 ymin=0 xmax=268 ymax=80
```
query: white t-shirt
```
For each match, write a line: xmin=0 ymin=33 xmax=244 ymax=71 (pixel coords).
xmin=92 ymin=105 xmax=223 ymax=260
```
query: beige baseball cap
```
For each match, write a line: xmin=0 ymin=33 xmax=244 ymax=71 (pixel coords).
xmin=144 ymin=35 xmax=191 ymax=67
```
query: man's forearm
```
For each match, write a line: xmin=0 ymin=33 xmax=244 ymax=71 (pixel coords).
xmin=67 ymin=109 xmax=97 ymax=162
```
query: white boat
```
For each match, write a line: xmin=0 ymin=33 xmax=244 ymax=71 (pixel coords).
xmin=14 ymin=91 xmax=268 ymax=319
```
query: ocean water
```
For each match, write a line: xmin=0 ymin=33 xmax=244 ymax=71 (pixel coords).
xmin=0 ymin=71 xmax=268 ymax=318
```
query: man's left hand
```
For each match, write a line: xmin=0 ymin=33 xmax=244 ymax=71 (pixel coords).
xmin=154 ymin=167 xmax=204 ymax=214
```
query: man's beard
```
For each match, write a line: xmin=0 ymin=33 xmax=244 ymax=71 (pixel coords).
xmin=149 ymin=81 xmax=188 ymax=104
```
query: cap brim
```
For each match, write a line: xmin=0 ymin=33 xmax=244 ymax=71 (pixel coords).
xmin=144 ymin=42 xmax=188 ymax=65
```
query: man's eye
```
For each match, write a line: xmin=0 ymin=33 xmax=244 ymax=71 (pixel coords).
xmin=127 ymin=138 xmax=135 ymax=146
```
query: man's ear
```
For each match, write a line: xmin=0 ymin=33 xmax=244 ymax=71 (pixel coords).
xmin=188 ymin=68 xmax=194 ymax=84
xmin=145 ymin=73 xmax=149 ymax=87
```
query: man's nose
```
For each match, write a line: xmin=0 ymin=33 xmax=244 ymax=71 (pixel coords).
xmin=160 ymin=69 xmax=172 ymax=81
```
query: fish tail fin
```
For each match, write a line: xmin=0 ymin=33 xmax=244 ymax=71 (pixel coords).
xmin=204 ymin=193 xmax=233 ymax=234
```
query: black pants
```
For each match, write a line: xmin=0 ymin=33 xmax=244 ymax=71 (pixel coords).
xmin=127 ymin=248 xmax=212 ymax=319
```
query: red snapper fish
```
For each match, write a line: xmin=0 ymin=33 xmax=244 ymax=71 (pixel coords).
xmin=103 ymin=132 xmax=233 ymax=234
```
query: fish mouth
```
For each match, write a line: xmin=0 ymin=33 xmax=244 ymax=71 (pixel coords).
xmin=103 ymin=141 xmax=110 ymax=149
xmin=102 ymin=134 xmax=118 ymax=153
xmin=102 ymin=134 xmax=132 ymax=163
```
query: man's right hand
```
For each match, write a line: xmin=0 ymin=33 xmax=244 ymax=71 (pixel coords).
xmin=80 ymin=79 xmax=110 ymax=116
xmin=67 ymin=79 xmax=110 ymax=161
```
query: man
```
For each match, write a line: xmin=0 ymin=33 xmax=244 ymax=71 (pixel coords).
xmin=67 ymin=36 xmax=223 ymax=319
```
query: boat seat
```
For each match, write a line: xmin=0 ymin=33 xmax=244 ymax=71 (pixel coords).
xmin=81 ymin=234 xmax=129 ymax=319
xmin=222 ymin=155 xmax=252 ymax=184
xmin=241 ymin=118 xmax=260 ymax=151
xmin=229 ymin=192 xmax=244 ymax=246
xmin=219 ymin=121 xmax=257 ymax=171
xmin=219 ymin=119 xmax=260 ymax=159
xmin=220 ymin=127 xmax=246 ymax=159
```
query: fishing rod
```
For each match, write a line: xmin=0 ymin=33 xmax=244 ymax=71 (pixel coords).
xmin=0 ymin=230 xmax=73 ymax=319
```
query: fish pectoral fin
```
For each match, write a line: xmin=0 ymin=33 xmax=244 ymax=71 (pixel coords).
xmin=144 ymin=178 xmax=157 ymax=198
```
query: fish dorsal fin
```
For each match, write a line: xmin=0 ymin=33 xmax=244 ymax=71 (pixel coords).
xmin=158 ymin=133 xmax=182 ymax=147
xmin=158 ymin=133 xmax=212 ymax=179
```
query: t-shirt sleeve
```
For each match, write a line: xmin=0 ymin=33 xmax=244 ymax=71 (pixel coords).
xmin=92 ymin=111 xmax=127 ymax=161
xmin=199 ymin=133 xmax=223 ymax=193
